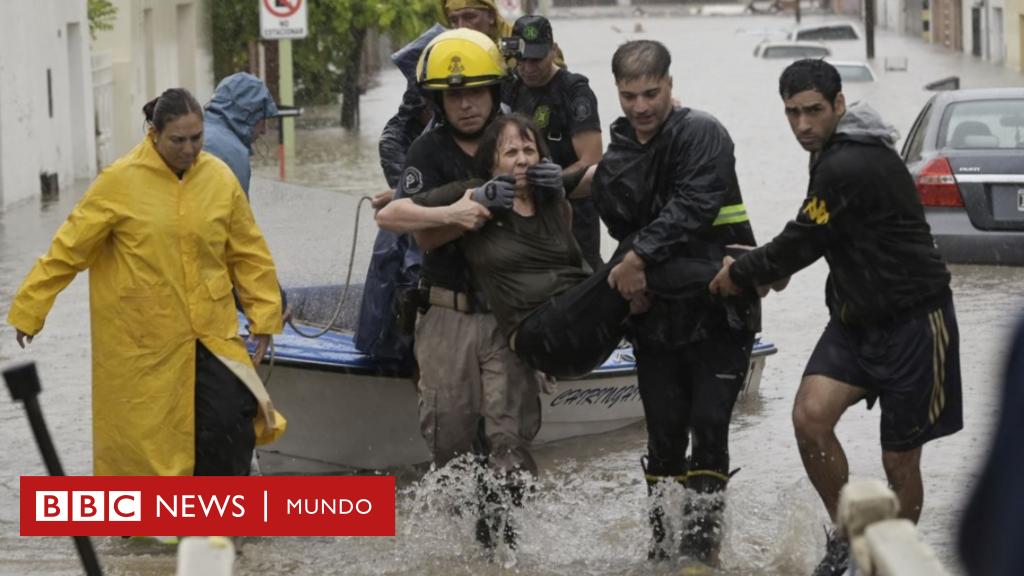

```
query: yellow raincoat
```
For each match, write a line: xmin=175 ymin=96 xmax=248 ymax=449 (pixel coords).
xmin=8 ymin=134 xmax=285 ymax=476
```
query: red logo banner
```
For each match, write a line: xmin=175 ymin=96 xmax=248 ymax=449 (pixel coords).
xmin=21 ymin=476 xmax=395 ymax=536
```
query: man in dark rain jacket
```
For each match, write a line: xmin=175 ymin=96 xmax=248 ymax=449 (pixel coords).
xmin=711 ymin=59 xmax=961 ymax=576
xmin=591 ymin=40 xmax=760 ymax=566
xmin=355 ymin=24 xmax=445 ymax=363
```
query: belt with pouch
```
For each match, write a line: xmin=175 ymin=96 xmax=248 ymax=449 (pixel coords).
xmin=420 ymin=282 xmax=490 ymax=314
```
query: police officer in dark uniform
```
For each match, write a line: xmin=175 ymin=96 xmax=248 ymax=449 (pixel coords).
xmin=502 ymin=15 xmax=604 ymax=270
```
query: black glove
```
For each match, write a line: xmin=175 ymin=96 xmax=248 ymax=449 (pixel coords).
xmin=471 ymin=175 xmax=516 ymax=211
xmin=526 ymin=159 xmax=566 ymax=202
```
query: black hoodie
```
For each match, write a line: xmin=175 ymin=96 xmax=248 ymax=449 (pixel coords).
xmin=593 ymin=106 xmax=759 ymax=348
xmin=729 ymin=102 xmax=951 ymax=326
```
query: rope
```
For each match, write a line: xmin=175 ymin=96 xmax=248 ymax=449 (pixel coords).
xmin=258 ymin=194 xmax=375 ymax=385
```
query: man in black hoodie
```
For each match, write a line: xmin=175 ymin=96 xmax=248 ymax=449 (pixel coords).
xmin=711 ymin=59 xmax=962 ymax=576
xmin=591 ymin=40 xmax=761 ymax=566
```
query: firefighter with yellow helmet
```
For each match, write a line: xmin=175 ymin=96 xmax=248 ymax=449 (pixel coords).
xmin=377 ymin=29 xmax=544 ymax=553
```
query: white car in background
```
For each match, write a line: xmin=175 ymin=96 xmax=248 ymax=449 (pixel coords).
xmin=789 ymin=22 xmax=861 ymax=41
xmin=753 ymin=40 xmax=832 ymax=59
xmin=827 ymin=60 xmax=877 ymax=83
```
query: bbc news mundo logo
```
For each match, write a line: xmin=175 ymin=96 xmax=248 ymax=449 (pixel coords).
xmin=21 ymin=477 xmax=395 ymax=537
xmin=37 ymin=491 xmax=141 ymax=521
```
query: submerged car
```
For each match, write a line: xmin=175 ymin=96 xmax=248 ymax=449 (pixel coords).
xmin=789 ymin=22 xmax=861 ymax=41
xmin=828 ymin=60 xmax=876 ymax=83
xmin=754 ymin=40 xmax=831 ymax=59
xmin=901 ymin=88 xmax=1024 ymax=264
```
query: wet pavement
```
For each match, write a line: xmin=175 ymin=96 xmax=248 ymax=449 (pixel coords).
xmin=2 ymin=11 xmax=1023 ymax=576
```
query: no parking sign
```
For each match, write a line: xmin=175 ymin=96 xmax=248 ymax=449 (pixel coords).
xmin=260 ymin=0 xmax=308 ymax=40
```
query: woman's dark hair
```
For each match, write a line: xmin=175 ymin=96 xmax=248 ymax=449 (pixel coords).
xmin=142 ymin=88 xmax=203 ymax=132
xmin=474 ymin=113 xmax=551 ymax=178
xmin=779 ymin=59 xmax=843 ymax=105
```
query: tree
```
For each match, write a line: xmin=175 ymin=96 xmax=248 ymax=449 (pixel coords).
xmin=297 ymin=0 xmax=438 ymax=129
xmin=209 ymin=0 xmax=260 ymax=83
xmin=87 ymin=0 xmax=117 ymax=39
xmin=208 ymin=0 xmax=438 ymax=129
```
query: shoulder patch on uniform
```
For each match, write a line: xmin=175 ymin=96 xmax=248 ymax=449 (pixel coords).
xmin=803 ymin=196 xmax=830 ymax=225
xmin=403 ymin=167 xmax=424 ymax=195
xmin=571 ymin=97 xmax=592 ymax=122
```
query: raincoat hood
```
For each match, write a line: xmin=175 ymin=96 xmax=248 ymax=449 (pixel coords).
xmin=204 ymin=73 xmax=278 ymax=195
xmin=206 ymin=73 xmax=279 ymax=149
xmin=393 ymin=24 xmax=448 ymax=112
xmin=834 ymin=101 xmax=899 ymax=149
xmin=437 ymin=0 xmax=512 ymax=43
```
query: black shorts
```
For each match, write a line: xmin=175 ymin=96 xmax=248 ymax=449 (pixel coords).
xmin=804 ymin=294 xmax=963 ymax=452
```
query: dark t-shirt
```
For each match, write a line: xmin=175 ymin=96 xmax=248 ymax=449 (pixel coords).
xmin=505 ymin=69 xmax=601 ymax=168
xmin=412 ymin=183 xmax=589 ymax=337
xmin=399 ymin=124 xmax=478 ymax=293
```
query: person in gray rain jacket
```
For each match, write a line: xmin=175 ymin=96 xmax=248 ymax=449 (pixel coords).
xmin=204 ymin=72 xmax=280 ymax=197
xmin=203 ymin=72 xmax=288 ymax=316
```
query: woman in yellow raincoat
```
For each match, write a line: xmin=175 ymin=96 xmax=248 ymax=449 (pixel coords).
xmin=8 ymin=88 xmax=285 ymax=477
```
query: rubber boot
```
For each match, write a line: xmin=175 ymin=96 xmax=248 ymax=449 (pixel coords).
xmin=474 ymin=474 xmax=524 ymax=553
xmin=680 ymin=470 xmax=729 ymax=566
xmin=642 ymin=456 xmax=687 ymax=561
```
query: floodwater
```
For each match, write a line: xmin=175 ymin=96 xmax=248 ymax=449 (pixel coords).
xmin=2 ymin=11 xmax=1023 ymax=576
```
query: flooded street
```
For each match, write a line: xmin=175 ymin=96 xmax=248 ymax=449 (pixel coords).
xmin=2 ymin=11 xmax=1023 ymax=575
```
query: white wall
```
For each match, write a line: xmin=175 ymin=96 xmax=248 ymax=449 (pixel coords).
xmin=0 ymin=0 xmax=96 ymax=210
xmin=989 ymin=0 xmax=1006 ymax=62
xmin=959 ymin=0 xmax=1005 ymax=60
xmin=92 ymin=0 xmax=214 ymax=158
xmin=879 ymin=0 xmax=904 ymax=32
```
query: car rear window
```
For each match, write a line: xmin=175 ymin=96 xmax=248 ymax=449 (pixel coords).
xmin=763 ymin=45 xmax=831 ymax=58
xmin=795 ymin=26 xmax=858 ymax=40
xmin=941 ymin=99 xmax=1024 ymax=149
xmin=833 ymin=65 xmax=874 ymax=83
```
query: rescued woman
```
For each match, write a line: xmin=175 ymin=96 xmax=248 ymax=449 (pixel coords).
xmin=8 ymin=87 xmax=286 ymax=477
xmin=411 ymin=113 xmax=737 ymax=379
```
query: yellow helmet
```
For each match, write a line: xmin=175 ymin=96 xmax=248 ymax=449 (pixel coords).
xmin=416 ymin=29 xmax=506 ymax=91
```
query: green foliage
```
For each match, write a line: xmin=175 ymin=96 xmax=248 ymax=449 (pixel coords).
xmin=87 ymin=0 xmax=118 ymax=39
xmin=294 ymin=0 xmax=438 ymax=105
xmin=209 ymin=0 xmax=439 ymax=105
xmin=210 ymin=0 xmax=260 ymax=82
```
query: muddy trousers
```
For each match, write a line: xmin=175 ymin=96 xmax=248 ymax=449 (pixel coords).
xmin=414 ymin=307 xmax=542 ymax=476
xmin=637 ymin=331 xmax=754 ymax=560
xmin=515 ymin=252 xmax=723 ymax=380
xmin=193 ymin=341 xmax=258 ymax=476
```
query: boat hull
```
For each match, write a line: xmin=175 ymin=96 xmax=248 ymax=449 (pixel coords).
xmin=254 ymin=338 xmax=776 ymax=473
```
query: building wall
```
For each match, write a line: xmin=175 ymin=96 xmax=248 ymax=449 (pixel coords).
xmin=92 ymin=0 xmax=214 ymax=159
xmin=959 ymin=0 xmax=1006 ymax=60
xmin=880 ymin=0 xmax=905 ymax=32
xmin=0 ymin=0 xmax=96 ymax=209
xmin=1005 ymin=0 xmax=1022 ymax=69
xmin=933 ymin=0 xmax=965 ymax=49
xmin=1007 ymin=0 xmax=1024 ymax=69
xmin=907 ymin=0 xmax=925 ymax=37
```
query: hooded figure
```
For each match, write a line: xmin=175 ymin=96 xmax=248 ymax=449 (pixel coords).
xmin=437 ymin=0 xmax=512 ymax=44
xmin=356 ymin=25 xmax=448 ymax=364
xmin=204 ymin=73 xmax=280 ymax=196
